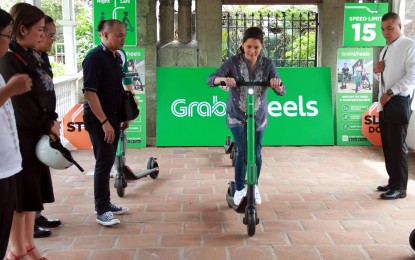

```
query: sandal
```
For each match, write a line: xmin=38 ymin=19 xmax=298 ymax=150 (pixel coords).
xmin=27 ymin=246 xmax=48 ymax=260
xmin=7 ymin=251 xmax=27 ymax=260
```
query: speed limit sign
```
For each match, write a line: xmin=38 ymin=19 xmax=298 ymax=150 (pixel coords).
xmin=343 ymin=3 xmax=389 ymax=47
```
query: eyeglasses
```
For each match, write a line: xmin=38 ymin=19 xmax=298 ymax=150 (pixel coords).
xmin=0 ymin=33 xmax=14 ymax=41
xmin=46 ymin=34 xmax=56 ymax=40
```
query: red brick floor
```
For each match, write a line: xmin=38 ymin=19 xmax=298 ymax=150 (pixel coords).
xmin=32 ymin=146 xmax=415 ymax=259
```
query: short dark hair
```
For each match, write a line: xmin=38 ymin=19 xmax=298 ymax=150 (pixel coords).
xmin=10 ymin=3 xmax=44 ymax=39
xmin=239 ymin=27 xmax=264 ymax=54
xmin=0 ymin=9 xmax=13 ymax=32
xmin=382 ymin=12 xmax=401 ymax=25
xmin=44 ymin=15 xmax=54 ymax=25
xmin=97 ymin=19 xmax=123 ymax=32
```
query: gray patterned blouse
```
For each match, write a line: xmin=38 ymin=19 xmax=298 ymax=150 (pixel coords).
xmin=207 ymin=54 xmax=286 ymax=131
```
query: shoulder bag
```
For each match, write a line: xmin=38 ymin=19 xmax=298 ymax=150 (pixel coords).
xmin=117 ymin=90 xmax=140 ymax=122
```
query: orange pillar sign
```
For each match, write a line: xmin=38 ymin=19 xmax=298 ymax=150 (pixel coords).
xmin=361 ymin=102 xmax=382 ymax=146
xmin=63 ymin=104 xmax=92 ymax=150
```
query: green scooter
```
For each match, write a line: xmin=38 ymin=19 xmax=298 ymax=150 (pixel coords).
xmin=223 ymin=81 xmax=273 ymax=237
xmin=113 ymin=130 xmax=159 ymax=197
xmin=114 ymin=72 xmax=159 ymax=197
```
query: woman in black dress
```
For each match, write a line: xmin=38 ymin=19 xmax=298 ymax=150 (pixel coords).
xmin=0 ymin=4 xmax=59 ymax=260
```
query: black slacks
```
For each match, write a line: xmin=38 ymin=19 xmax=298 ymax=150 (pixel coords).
xmin=84 ymin=111 xmax=120 ymax=215
xmin=0 ymin=175 xmax=16 ymax=259
xmin=379 ymin=111 xmax=409 ymax=190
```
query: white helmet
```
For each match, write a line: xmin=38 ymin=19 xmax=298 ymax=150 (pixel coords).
xmin=36 ymin=135 xmax=74 ymax=170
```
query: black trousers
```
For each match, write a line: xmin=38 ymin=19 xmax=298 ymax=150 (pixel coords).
xmin=84 ymin=111 xmax=120 ymax=215
xmin=0 ymin=175 xmax=16 ymax=259
xmin=379 ymin=111 xmax=409 ymax=190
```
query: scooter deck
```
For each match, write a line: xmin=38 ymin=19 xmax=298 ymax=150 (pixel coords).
xmin=226 ymin=181 xmax=247 ymax=213
xmin=123 ymin=166 xmax=140 ymax=180
xmin=226 ymin=194 xmax=247 ymax=214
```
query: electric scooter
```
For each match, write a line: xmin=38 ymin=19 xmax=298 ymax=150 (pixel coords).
xmin=114 ymin=130 xmax=159 ymax=197
xmin=114 ymin=72 xmax=160 ymax=197
xmin=222 ymin=81 xmax=274 ymax=237
xmin=224 ymin=136 xmax=237 ymax=167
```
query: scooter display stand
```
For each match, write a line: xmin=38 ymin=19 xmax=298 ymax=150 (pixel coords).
xmin=226 ymin=181 xmax=247 ymax=214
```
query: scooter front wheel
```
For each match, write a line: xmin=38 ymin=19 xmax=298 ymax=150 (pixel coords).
xmin=231 ymin=144 xmax=237 ymax=167
xmin=244 ymin=205 xmax=258 ymax=237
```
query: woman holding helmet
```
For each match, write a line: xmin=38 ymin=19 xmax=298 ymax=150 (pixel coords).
xmin=0 ymin=3 xmax=59 ymax=260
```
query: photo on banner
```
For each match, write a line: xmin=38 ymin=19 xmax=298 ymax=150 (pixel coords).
xmin=336 ymin=48 xmax=373 ymax=146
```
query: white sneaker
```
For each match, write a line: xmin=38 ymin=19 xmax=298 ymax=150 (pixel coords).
xmin=233 ymin=188 xmax=246 ymax=205
xmin=255 ymin=185 xmax=262 ymax=205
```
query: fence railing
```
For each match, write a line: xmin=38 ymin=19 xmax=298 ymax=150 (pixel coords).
xmin=222 ymin=11 xmax=319 ymax=67
xmin=54 ymin=72 xmax=83 ymax=142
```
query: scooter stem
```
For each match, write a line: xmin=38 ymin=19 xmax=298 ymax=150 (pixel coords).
xmin=246 ymin=87 xmax=257 ymax=186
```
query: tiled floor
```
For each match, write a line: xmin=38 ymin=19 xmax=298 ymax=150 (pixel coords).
xmin=32 ymin=146 xmax=415 ymax=260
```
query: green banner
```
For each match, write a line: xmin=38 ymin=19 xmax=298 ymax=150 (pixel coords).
xmin=343 ymin=3 xmax=388 ymax=47
xmin=124 ymin=47 xmax=146 ymax=148
xmin=93 ymin=0 xmax=137 ymax=46
xmin=336 ymin=48 xmax=373 ymax=145
xmin=156 ymin=67 xmax=334 ymax=146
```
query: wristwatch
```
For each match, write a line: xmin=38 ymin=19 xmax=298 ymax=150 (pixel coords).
xmin=386 ymin=89 xmax=394 ymax=96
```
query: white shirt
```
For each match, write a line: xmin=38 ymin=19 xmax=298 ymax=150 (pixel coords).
xmin=0 ymin=74 xmax=22 ymax=179
xmin=376 ymin=35 xmax=415 ymax=111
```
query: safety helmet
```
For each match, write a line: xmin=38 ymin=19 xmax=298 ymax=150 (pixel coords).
xmin=36 ymin=135 xmax=74 ymax=170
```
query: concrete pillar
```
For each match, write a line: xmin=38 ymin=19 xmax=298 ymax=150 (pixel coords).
xmin=178 ymin=0 xmax=192 ymax=43
xmin=196 ymin=0 xmax=222 ymax=67
xmin=318 ymin=0 xmax=347 ymax=106
xmin=159 ymin=0 xmax=175 ymax=43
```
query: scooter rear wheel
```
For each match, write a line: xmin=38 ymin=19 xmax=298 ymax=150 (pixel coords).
xmin=147 ymin=157 xmax=159 ymax=179
xmin=115 ymin=179 xmax=126 ymax=197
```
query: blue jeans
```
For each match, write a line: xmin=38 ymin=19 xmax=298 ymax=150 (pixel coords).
xmin=230 ymin=126 xmax=263 ymax=191
xmin=84 ymin=111 xmax=120 ymax=215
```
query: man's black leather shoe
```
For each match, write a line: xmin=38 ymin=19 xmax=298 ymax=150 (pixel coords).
xmin=34 ymin=225 xmax=51 ymax=238
xmin=377 ymin=184 xmax=390 ymax=192
xmin=35 ymin=215 xmax=61 ymax=228
xmin=380 ymin=189 xmax=406 ymax=200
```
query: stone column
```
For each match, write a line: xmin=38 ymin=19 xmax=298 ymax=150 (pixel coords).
xmin=178 ymin=0 xmax=192 ymax=43
xmin=159 ymin=0 xmax=174 ymax=43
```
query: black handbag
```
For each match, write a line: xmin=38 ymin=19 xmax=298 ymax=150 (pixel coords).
xmin=383 ymin=95 xmax=411 ymax=125
xmin=117 ymin=91 xmax=139 ymax=122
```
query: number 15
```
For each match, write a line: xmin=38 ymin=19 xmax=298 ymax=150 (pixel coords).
xmin=351 ymin=23 xmax=376 ymax=42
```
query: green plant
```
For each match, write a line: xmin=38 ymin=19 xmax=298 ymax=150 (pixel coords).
xmin=74 ymin=2 xmax=93 ymax=71
xmin=51 ymin=61 xmax=65 ymax=77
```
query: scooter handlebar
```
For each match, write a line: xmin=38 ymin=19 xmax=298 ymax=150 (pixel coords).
xmin=219 ymin=81 xmax=283 ymax=87
xmin=124 ymin=72 xmax=139 ymax=78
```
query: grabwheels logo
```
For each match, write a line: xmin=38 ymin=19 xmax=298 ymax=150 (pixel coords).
xmin=268 ymin=96 xmax=319 ymax=117
xmin=171 ymin=96 xmax=226 ymax=117
xmin=170 ymin=95 xmax=319 ymax=117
